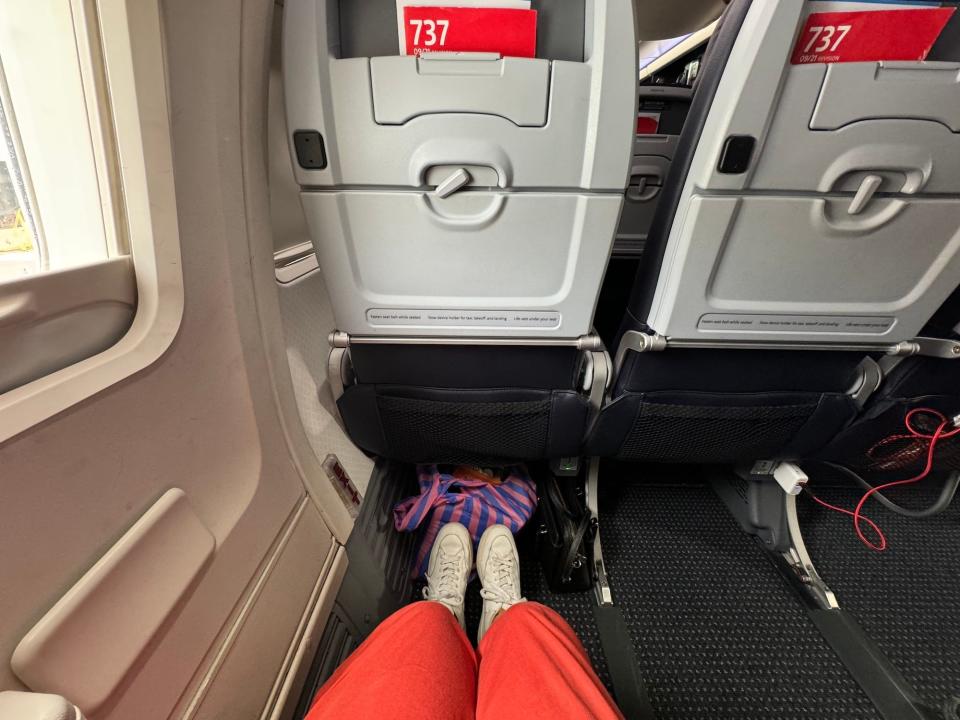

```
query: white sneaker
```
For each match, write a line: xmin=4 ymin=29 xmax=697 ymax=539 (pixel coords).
xmin=422 ymin=522 xmax=473 ymax=629
xmin=477 ymin=524 xmax=526 ymax=644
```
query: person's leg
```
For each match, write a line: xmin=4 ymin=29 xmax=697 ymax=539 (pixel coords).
xmin=474 ymin=525 xmax=622 ymax=720
xmin=307 ymin=522 xmax=478 ymax=720
xmin=307 ymin=602 xmax=477 ymax=720
xmin=476 ymin=602 xmax=623 ymax=720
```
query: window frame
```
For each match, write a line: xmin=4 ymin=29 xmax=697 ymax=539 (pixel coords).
xmin=0 ymin=0 xmax=183 ymax=443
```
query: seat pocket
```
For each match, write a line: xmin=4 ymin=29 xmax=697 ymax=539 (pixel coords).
xmin=820 ymin=395 xmax=960 ymax=478
xmin=588 ymin=391 xmax=857 ymax=463
xmin=338 ymin=384 xmax=589 ymax=465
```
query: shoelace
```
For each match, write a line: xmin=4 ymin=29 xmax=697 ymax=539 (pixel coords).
xmin=479 ymin=551 xmax=521 ymax=606
xmin=423 ymin=553 xmax=462 ymax=604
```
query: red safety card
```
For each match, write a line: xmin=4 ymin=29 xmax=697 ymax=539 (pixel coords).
xmin=403 ymin=7 xmax=538 ymax=57
xmin=636 ymin=113 xmax=661 ymax=135
xmin=791 ymin=7 xmax=955 ymax=65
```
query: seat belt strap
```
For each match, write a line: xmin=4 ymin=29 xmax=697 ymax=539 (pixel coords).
xmin=593 ymin=603 xmax=656 ymax=720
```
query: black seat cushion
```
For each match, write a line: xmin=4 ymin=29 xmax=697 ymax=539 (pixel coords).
xmin=614 ymin=347 xmax=865 ymax=395
xmin=349 ymin=344 xmax=582 ymax=389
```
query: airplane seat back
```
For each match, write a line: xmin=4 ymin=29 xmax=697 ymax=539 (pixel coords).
xmin=635 ymin=1 xmax=960 ymax=345
xmin=282 ymin=0 xmax=638 ymax=464
xmin=587 ymin=0 xmax=955 ymax=464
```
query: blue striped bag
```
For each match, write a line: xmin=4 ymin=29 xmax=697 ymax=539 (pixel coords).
xmin=393 ymin=464 xmax=537 ymax=577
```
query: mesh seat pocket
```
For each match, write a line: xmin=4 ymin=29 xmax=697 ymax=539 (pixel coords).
xmin=375 ymin=393 xmax=554 ymax=464
xmin=618 ymin=397 xmax=821 ymax=463
xmin=822 ymin=395 xmax=960 ymax=476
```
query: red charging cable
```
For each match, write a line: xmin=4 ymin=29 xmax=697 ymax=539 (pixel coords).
xmin=807 ymin=408 xmax=960 ymax=552
xmin=805 ymin=491 xmax=888 ymax=551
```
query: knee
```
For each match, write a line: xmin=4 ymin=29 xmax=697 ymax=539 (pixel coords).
xmin=485 ymin=602 xmax=578 ymax=644
xmin=393 ymin=600 xmax=461 ymax=631
xmin=487 ymin=601 xmax=548 ymax=636
xmin=498 ymin=601 xmax=553 ymax=625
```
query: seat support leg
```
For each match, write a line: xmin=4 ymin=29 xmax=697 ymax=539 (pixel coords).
xmin=779 ymin=484 xmax=839 ymax=610
xmin=585 ymin=457 xmax=613 ymax=606
xmin=714 ymin=461 xmax=837 ymax=608
xmin=714 ymin=463 xmax=938 ymax=720
xmin=584 ymin=457 xmax=656 ymax=718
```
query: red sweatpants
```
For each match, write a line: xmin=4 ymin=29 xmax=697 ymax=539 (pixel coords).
xmin=307 ymin=601 xmax=623 ymax=720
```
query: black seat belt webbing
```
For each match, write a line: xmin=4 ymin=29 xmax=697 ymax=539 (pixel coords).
xmin=593 ymin=603 xmax=656 ymax=720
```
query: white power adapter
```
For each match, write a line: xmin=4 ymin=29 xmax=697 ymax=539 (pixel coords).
xmin=773 ymin=462 xmax=809 ymax=495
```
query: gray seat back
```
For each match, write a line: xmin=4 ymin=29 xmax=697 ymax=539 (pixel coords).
xmin=631 ymin=1 xmax=960 ymax=345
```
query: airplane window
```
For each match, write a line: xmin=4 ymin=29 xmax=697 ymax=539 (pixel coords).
xmin=0 ymin=79 xmax=41 ymax=283
xmin=0 ymin=2 xmax=172 ymax=415
xmin=638 ymin=34 xmax=693 ymax=72
xmin=0 ymin=6 xmax=122 ymax=288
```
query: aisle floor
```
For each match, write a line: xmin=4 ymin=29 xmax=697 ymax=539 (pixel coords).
xmin=505 ymin=474 xmax=881 ymax=719
xmin=800 ymin=477 xmax=960 ymax=709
